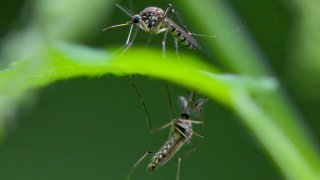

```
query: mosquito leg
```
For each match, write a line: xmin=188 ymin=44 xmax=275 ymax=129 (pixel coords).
xmin=162 ymin=30 xmax=168 ymax=58
xmin=151 ymin=121 xmax=173 ymax=133
xmin=177 ymin=119 xmax=204 ymax=138
xmin=164 ymin=72 xmax=174 ymax=139
xmin=126 ymin=25 xmax=139 ymax=48
xmin=176 ymin=157 xmax=181 ymax=180
xmin=163 ymin=4 xmax=174 ymax=18
xmin=179 ymin=119 xmax=202 ymax=124
xmin=174 ymin=38 xmax=180 ymax=59
xmin=125 ymin=24 xmax=134 ymax=46
xmin=128 ymin=75 xmax=176 ymax=134
xmin=128 ymin=76 xmax=153 ymax=132
xmin=176 ymin=143 xmax=196 ymax=180
xmin=166 ymin=84 xmax=174 ymax=120
xmin=200 ymin=109 xmax=205 ymax=137
xmin=191 ymin=130 xmax=204 ymax=139
xmin=188 ymin=92 xmax=208 ymax=137
xmin=166 ymin=124 xmax=175 ymax=139
xmin=122 ymin=25 xmax=139 ymax=53
xmin=193 ymin=97 xmax=209 ymax=136
xmin=128 ymin=75 xmax=177 ymax=134
xmin=174 ymin=124 xmax=204 ymax=139
xmin=153 ymin=4 xmax=174 ymax=28
xmin=126 ymin=151 xmax=154 ymax=180
xmin=163 ymin=26 xmax=173 ymax=130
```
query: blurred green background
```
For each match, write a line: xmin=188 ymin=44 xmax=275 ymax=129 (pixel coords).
xmin=0 ymin=0 xmax=320 ymax=179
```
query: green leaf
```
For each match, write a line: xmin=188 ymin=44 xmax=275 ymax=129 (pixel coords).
xmin=1 ymin=41 xmax=319 ymax=179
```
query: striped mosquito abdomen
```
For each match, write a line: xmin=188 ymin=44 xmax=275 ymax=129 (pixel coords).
xmin=163 ymin=18 xmax=201 ymax=50
xmin=148 ymin=121 xmax=193 ymax=172
xmin=148 ymin=134 xmax=186 ymax=172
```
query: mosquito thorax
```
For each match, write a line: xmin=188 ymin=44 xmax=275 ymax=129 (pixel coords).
xmin=139 ymin=7 xmax=165 ymax=33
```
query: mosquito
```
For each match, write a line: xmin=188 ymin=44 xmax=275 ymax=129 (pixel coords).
xmin=104 ymin=3 xmax=205 ymax=130
xmin=103 ymin=4 xmax=201 ymax=54
xmin=126 ymin=92 xmax=208 ymax=180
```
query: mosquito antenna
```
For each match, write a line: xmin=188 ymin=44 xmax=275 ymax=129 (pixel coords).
xmin=102 ymin=3 xmax=134 ymax=32
xmin=102 ymin=22 xmax=131 ymax=31
xmin=116 ymin=3 xmax=133 ymax=17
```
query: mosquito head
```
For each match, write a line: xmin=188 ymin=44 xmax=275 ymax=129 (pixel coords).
xmin=181 ymin=113 xmax=190 ymax=119
xmin=131 ymin=15 xmax=141 ymax=24
xmin=102 ymin=4 xmax=141 ymax=32
xmin=178 ymin=94 xmax=208 ymax=119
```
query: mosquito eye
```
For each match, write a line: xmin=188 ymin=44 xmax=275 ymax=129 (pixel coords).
xmin=132 ymin=15 xmax=140 ymax=23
